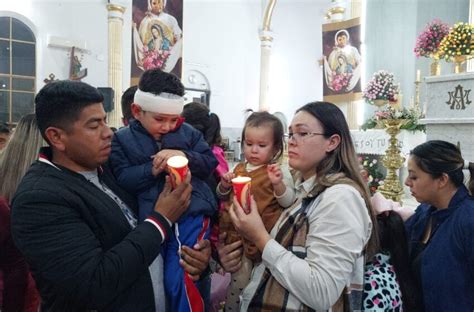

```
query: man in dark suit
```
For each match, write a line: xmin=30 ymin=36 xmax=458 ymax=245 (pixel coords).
xmin=11 ymin=80 xmax=211 ymax=311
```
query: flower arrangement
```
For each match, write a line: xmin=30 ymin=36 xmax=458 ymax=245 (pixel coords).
xmin=362 ymin=70 xmax=399 ymax=104
xmin=438 ymin=22 xmax=474 ymax=60
xmin=359 ymin=155 xmax=384 ymax=195
xmin=331 ymin=72 xmax=352 ymax=92
xmin=142 ymin=47 xmax=170 ymax=70
xmin=361 ymin=106 xmax=425 ymax=132
xmin=414 ymin=19 xmax=450 ymax=58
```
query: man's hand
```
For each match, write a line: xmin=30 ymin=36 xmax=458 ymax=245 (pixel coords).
xmin=180 ymin=239 xmax=212 ymax=281
xmin=153 ymin=173 xmax=192 ymax=223
xmin=216 ymin=233 xmax=243 ymax=273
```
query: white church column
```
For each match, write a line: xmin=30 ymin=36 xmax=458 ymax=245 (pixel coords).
xmin=259 ymin=0 xmax=276 ymax=111
xmin=259 ymin=31 xmax=273 ymax=111
xmin=347 ymin=0 xmax=362 ymax=129
xmin=107 ymin=3 xmax=126 ymax=128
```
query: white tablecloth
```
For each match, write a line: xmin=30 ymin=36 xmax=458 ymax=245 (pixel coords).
xmin=351 ymin=129 xmax=426 ymax=156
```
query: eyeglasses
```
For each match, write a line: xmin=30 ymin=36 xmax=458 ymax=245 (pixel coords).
xmin=285 ymin=132 xmax=326 ymax=142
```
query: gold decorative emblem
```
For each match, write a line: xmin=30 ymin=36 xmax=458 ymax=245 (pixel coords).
xmin=446 ymin=84 xmax=471 ymax=110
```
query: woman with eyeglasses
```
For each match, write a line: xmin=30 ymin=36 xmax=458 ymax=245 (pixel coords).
xmin=217 ymin=102 xmax=377 ymax=311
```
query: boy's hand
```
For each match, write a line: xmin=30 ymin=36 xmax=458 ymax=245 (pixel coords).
xmin=267 ymin=164 xmax=283 ymax=185
xmin=151 ymin=149 xmax=185 ymax=176
xmin=151 ymin=155 xmax=166 ymax=177
xmin=155 ymin=149 xmax=185 ymax=163
xmin=220 ymin=172 xmax=235 ymax=191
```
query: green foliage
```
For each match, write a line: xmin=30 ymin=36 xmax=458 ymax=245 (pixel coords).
xmin=358 ymin=155 xmax=385 ymax=195
xmin=361 ymin=106 xmax=426 ymax=133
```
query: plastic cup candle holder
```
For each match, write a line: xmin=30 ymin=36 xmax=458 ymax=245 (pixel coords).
xmin=166 ymin=155 xmax=189 ymax=189
xmin=231 ymin=176 xmax=252 ymax=214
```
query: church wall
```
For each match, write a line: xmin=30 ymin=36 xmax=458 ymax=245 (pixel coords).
xmin=364 ymin=0 xmax=469 ymax=120
xmin=2 ymin=0 xmax=473 ymax=129
xmin=181 ymin=0 xmax=326 ymax=129
xmin=181 ymin=1 xmax=262 ymax=129
xmin=1 ymin=0 xmax=110 ymax=90
xmin=2 ymin=0 xmax=328 ymax=131
xmin=264 ymin=1 xmax=326 ymax=126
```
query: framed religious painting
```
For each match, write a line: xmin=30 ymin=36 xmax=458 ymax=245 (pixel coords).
xmin=131 ymin=0 xmax=183 ymax=84
xmin=322 ymin=17 xmax=362 ymax=102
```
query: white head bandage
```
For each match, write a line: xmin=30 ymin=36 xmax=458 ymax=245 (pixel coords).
xmin=464 ymin=160 xmax=471 ymax=170
xmin=134 ymin=89 xmax=184 ymax=115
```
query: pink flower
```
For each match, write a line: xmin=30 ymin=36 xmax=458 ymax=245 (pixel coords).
xmin=414 ymin=19 xmax=450 ymax=58
xmin=363 ymin=70 xmax=399 ymax=103
xmin=142 ymin=48 xmax=170 ymax=70
xmin=331 ymin=73 xmax=352 ymax=92
xmin=375 ymin=111 xmax=390 ymax=119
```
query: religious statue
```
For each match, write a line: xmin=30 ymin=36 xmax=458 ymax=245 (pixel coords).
xmin=324 ymin=29 xmax=361 ymax=93
xmin=133 ymin=0 xmax=182 ymax=72
xmin=69 ymin=47 xmax=88 ymax=81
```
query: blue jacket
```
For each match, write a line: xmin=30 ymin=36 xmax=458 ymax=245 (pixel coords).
xmin=405 ymin=185 xmax=474 ymax=312
xmin=110 ymin=119 xmax=218 ymax=221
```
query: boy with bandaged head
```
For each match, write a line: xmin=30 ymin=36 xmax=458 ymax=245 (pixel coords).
xmin=110 ymin=68 xmax=217 ymax=311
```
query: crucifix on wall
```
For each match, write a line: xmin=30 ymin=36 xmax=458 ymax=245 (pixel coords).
xmin=69 ymin=46 xmax=88 ymax=81
xmin=43 ymin=73 xmax=59 ymax=84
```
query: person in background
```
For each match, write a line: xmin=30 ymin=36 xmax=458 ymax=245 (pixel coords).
xmin=0 ymin=114 xmax=41 ymax=312
xmin=0 ymin=122 xmax=11 ymax=151
xmin=11 ymin=80 xmax=209 ymax=312
xmin=110 ymin=69 xmax=217 ymax=312
xmin=121 ymin=85 xmax=137 ymax=126
xmin=221 ymin=102 xmax=376 ymax=311
xmin=181 ymin=102 xmax=228 ymax=203
xmin=365 ymin=193 xmax=420 ymax=311
xmin=181 ymin=102 xmax=230 ymax=312
xmin=404 ymin=140 xmax=474 ymax=312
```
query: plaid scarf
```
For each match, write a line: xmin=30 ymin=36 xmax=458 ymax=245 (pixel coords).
xmin=248 ymin=174 xmax=364 ymax=312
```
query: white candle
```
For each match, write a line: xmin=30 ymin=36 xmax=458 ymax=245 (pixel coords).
xmin=392 ymin=93 xmax=403 ymax=110
xmin=416 ymin=70 xmax=421 ymax=82
xmin=231 ymin=176 xmax=251 ymax=184
xmin=167 ymin=155 xmax=188 ymax=169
